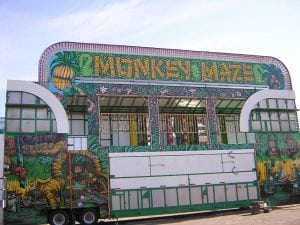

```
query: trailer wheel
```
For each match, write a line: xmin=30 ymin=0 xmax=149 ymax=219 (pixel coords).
xmin=79 ymin=208 xmax=99 ymax=225
xmin=49 ymin=210 xmax=69 ymax=225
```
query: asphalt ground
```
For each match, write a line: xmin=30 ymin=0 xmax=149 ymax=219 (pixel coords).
xmin=101 ymin=204 xmax=300 ymax=225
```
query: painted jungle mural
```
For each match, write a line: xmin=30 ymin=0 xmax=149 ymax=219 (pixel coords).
xmin=4 ymin=134 xmax=108 ymax=224
xmin=256 ymin=132 xmax=300 ymax=205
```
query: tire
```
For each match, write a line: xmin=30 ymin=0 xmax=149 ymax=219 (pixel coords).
xmin=79 ymin=208 xmax=99 ymax=225
xmin=49 ymin=210 xmax=69 ymax=225
xmin=251 ymin=209 xmax=260 ymax=214
xmin=264 ymin=208 xmax=270 ymax=213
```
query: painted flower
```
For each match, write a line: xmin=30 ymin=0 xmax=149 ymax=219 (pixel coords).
xmin=99 ymin=86 xmax=108 ymax=94
xmin=188 ymin=89 xmax=197 ymax=94
xmin=116 ymin=88 xmax=122 ymax=94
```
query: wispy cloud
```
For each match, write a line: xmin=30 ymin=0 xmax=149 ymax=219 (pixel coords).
xmin=45 ymin=0 xmax=239 ymax=44
xmin=46 ymin=0 xmax=142 ymax=42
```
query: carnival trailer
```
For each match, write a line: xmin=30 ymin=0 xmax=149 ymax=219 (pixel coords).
xmin=1 ymin=42 xmax=299 ymax=225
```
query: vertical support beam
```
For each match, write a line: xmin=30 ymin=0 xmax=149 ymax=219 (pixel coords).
xmin=86 ymin=93 xmax=100 ymax=152
xmin=68 ymin=151 xmax=73 ymax=208
xmin=0 ymin=126 xmax=4 ymax=225
xmin=148 ymin=96 xmax=160 ymax=151
xmin=91 ymin=96 xmax=100 ymax=138
xmin=206 ymin=96 xmax=219 ymax=149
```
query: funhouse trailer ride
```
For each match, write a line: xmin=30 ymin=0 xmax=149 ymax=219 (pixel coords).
xmin=1 ymin=42 xmax=300 ymax=225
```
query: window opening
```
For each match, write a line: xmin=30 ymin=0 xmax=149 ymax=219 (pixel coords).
xmin=6 ymin=91 xmax=56 ymax=133
xmin=99 ymin=96 xmax=149 ymax=147
xmin=216 ymin=99 xmax=254 ymax=144
xmin=250 ymin=98 xmax=299 ymax=132
xmin=158 ymin=97 xmax=207 ymax=146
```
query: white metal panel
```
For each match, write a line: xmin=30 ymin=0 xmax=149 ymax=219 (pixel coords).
xmin=109 ymin=149 xmax=256 ymax=190
xmin=226 ymin=185 xmax=238 ymax=201
xmin=221 ymin=152 xmax=255 ymax=172
xmin=189 ymin=171 xmax=257 ymax=185
xmin=190 ymin=187 xmax=202 ymax=204
xmin=111 ymin=194 xmax=123 ymax=210
xmin=144 ymin=154 xmax=223 ymax=176
xmin=68 ymin=136 xmax=87 ymax=150
xmin=248 ymin=185 xmax=258 ymax=199
xmin=237 ymin=184 xmax=248 ymax=200
xmin=187 ymin=154 xmax=223 ymax=174
xmin=110 ymin=175 xmax=188 ymax=189
xmin=82 ymin=137 xmax=87 ymax=150
xmin=150 ymin=155 xmax=189 ymax=175
xmin=152 ymin=190 xmax=165 ymax=207
xmin=68 ymin=138 xmax=74 ymax=150
xmin=165 ymin=189 xmax=177 ymax=206
xmin=214 ymin=186 xmax=226 ymax=203
xmin=110 ymin=156 xmax=150 ymax=178
xmin=178 ymin=188 xmax=190 ymax=206
xmin=233 ymin=153 xmax=255 ymax=171
xmin=129 ymin=191 xmax=139 ymax=209
xmin=207 ymin=186 xmax=215 ymax=203
xmin=74 ymin=137 xmax=82 ymax=149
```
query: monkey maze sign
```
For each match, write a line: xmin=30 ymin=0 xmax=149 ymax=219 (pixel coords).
xmin=93 ymin=55 xmax=255 ymax=83
xmin=49 ymin=51 xmax=285 ymax=89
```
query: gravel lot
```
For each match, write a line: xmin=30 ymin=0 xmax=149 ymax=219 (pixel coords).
xmin=113 ymin=204 xmax=300 ymax=225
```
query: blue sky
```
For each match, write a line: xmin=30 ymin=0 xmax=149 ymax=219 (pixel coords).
xmin=0 ymin=0 xmax=300 ymax=117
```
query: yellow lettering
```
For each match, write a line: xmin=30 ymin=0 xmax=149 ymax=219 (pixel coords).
xmin=94 ymin=56 xmax=115 ymax=76
xmin=151 ymin=59 xmax=164 ymax=79
xmin=242 ymin=64 xmax=254 ymax=82
xmin=230 ymin=64 xmax=241 ymax=82
xmin=219 ymin=63 xmax=231 ymax=82
xmin=133 ymin=58 xmax=150 ymax=79
xmin=201 ymin=62 xmax=218 ymax=81
xmin=178 ymin=61 xmax=190 ymax=81
xmin=166 ymin=60 xmax=179 ymax=80
xmin=116 ymin=57 xmax=132 ymax=78
xmin=94 ymin=55 xmax=253 ymax=84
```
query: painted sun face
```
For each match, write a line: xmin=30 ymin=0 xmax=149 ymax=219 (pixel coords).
xmin=288 ymin=139 xmax=297 ymax=153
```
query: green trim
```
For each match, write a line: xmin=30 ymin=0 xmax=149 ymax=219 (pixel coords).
xmin=110 ymin=181 xmax=258 ymax=218
xmin=108 ymin=146 xmax=150 ymax=152
xmin=108 ymin=145 xmax=255 ymax=157
xmin=111 ymin=200 xmax=252 ymax=218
